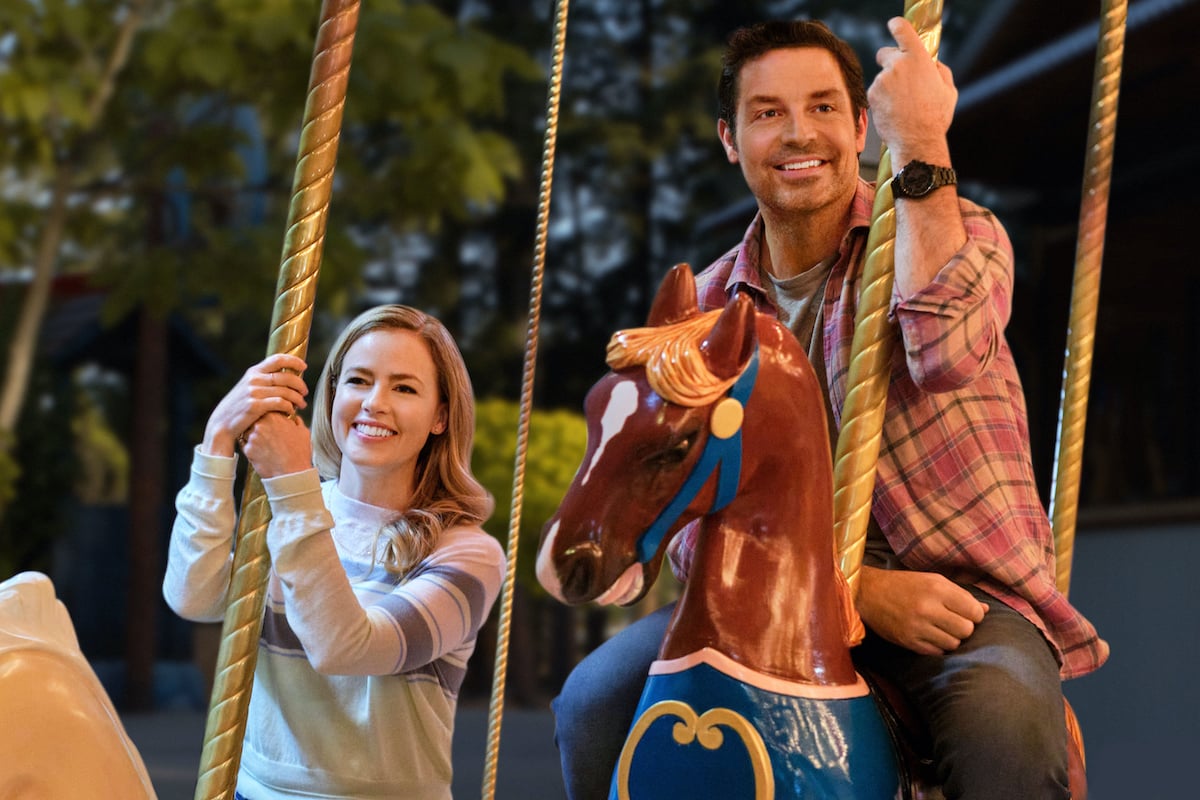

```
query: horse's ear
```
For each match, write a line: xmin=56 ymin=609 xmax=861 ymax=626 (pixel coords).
xmin=646 ymin=263 xmax=700 ymax=327
xmin=701 ymin=291 xmax=756 ymax=380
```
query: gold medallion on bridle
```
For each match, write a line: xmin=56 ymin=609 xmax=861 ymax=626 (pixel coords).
xmin=710 ymin=398 xmax=744 ymax=440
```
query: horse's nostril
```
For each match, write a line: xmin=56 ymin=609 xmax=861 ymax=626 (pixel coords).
xmin=560 ymin=542 xmax=602 ymax=603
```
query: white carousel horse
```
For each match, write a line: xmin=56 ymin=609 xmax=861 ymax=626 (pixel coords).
xmin=0 ymin=570 xmax=157 ymax=799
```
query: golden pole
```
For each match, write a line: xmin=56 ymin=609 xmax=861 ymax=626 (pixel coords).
xmin=834 ymin=0 xmax=943 ymax=595
xmin=480 ymin=0 xmax=571 ymax=796
xmin=1049 ymin=0 xmax=1127 ymax=597
xmin=193 ymin=3 xmax=360 ymax=797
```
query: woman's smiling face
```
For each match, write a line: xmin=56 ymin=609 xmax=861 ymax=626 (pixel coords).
xmin=331 ymin=328 xmax=447 ymax=497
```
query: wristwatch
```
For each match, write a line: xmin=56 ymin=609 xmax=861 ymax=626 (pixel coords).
xmin=891 ymin=160 xmax=957 ymax=199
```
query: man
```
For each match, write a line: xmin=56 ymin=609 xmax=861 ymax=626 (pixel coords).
xmin=550 ymin=18 xmax=1108 ymax=799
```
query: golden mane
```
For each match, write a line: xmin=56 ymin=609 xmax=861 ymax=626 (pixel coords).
xmin=605 ymin=310 xmax=736 ymax=407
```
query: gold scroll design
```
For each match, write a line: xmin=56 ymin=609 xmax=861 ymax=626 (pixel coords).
xmin=615 ymin=700 xmax=775 ymax=800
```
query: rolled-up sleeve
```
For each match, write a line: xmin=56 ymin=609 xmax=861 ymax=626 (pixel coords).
xmin=892 ymin=201 xmax=1015 ymax=392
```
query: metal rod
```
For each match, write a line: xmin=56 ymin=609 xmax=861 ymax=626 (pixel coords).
xmin=1049 ymin=0 xmax=1127 ymax=596
xmin=193 ymin=4 xmax=360 ymax=797
xmin=480 ymin=0 xmax=571 ymax=796
xmin=834 ymin=0 xmax=943 ymax=595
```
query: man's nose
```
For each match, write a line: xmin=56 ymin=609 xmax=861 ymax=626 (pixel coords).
xmin=781 ymin=113 xmax=814 ymax=144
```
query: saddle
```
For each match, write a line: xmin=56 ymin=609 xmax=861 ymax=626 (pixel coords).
xmin=856 ymin=664 xmax=1088 ymax=800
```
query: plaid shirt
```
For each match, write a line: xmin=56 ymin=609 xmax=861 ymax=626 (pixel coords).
xmin=673 ymin=178 xmax=1107 ymax=679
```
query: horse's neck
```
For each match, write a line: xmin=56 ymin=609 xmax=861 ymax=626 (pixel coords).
xmin=661 ymin=499 xmax=859 ymax=687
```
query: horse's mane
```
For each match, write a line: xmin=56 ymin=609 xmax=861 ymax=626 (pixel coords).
xmin=606 ymin=310 xmax=736 ymax=407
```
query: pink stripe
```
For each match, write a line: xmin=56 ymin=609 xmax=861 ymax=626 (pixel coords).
xmin=649 ymin=647 xmax=869 ymax=699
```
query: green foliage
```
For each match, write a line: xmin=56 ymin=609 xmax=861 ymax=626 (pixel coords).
xmin=0 ymin=0 xmax=546 ymax=576
xmin=472 ymin=397 xmax=587 ymax=593
xmin=0 ymin=0 xmax=543 ymax=296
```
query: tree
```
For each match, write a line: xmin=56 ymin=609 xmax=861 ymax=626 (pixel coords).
xmin=0 ymin=0 xmax=152 ymax=508
xmin=0 ymin=0 xmax=543 ymax=708
xmin=0 ymin=0 xmax=542 ymax=537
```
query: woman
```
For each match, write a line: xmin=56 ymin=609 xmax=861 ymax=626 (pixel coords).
xmin=164 ymin=306 xmax=505 ymax=799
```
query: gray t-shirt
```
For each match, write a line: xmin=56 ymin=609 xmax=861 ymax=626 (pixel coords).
xmin=764 ymin=260 xmax=901 ymax=570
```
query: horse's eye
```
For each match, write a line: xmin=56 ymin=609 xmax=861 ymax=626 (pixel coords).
xmin=646 ymin=438 xmax=691 ymax=469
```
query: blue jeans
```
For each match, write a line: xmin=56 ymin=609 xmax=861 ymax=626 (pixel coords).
xmin=551 ymin=604 xmax=675 ymax=800
xmin=550 ymin=589 xmax=1069 ymax=800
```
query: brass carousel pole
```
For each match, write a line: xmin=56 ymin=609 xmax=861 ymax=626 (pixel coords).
xmin=480 ymin=0 xmax=571 ymax=796
xmin=1049 ymin=0 xmax=1127 ymax=597
xmin=834 ymin=0 xmax=943 ymax=594
xmin=193 ymin=3 xmax=360 ymax=797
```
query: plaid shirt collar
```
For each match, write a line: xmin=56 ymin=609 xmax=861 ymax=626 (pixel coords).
xmin=722 ymin=178 xmax=877 ymax=298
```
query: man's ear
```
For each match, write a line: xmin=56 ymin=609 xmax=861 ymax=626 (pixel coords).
xmin=855 ymin=108 xmax=869 ymax=154
xmin=718 ymin=119 xmax=739 ymax=164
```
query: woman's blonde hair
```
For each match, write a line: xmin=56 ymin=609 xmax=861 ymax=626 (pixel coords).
xmin=311 ymin=305 xmax=494 ymax=574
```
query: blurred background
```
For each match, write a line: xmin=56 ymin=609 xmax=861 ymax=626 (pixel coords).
xmin=1 ymin=0 xmax=1196 ymax=797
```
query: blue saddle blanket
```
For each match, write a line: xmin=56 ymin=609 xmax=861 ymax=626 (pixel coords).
xmin=609 ymin=656 xmax=899 ymax=800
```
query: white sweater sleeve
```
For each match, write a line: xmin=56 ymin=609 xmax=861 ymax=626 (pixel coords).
xmin=262 ymin=470 xmax=504 ymax=677
xmin=162 ymin=447 xmax=239 ymax=622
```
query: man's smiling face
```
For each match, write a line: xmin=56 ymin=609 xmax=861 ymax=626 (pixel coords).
xmin=719 ymin=46 xmax=867 ymax=221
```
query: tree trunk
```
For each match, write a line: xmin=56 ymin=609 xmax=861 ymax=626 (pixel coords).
xmin=0 ymin=168 xmax=72 ymax=436
xmin=123 ymin=307 xmax=167 ymax=710
xmin=0 ymin=1 xmax=149 ymax=518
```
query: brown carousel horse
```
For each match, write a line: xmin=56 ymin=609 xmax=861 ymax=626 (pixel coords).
xmin=536 ymin=264 xmax=1085 ymax=799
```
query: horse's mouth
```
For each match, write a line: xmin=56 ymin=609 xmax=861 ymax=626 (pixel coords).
xmin=593 ymin=562 xmax=645 ymax=606
xmin=537 ymin=518 xmax=650 ymax=606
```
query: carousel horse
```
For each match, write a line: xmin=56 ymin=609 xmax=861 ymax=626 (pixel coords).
xmin=536 ymin=264 xmax=1086 ymax=799
xmin=0 ymin=571 xmax=157 ymax=799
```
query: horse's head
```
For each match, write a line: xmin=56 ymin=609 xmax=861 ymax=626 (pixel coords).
xmin=537 ymin=264 xmax=760 ymax=606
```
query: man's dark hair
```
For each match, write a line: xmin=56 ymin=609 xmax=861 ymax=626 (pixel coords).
xmin=717 ymin=20 xmax=869 ymax=132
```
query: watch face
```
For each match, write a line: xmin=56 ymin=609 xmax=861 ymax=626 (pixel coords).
xmin=901 ymin=161 xmax=934 ymax=195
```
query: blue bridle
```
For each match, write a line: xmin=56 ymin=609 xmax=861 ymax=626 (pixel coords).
xmin=634 ymin=348 xmax=760 ymax=563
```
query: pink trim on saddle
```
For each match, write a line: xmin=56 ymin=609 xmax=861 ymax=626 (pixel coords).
xmin=649 ymin=647 xmax=870 ymax=699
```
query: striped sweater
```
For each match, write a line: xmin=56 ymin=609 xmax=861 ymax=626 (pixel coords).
xmin=164 ymin=448 xmax=504 ymax=799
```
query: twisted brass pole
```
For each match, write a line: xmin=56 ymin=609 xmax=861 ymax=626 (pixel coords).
xmin=194 ymin=3 xmax=360 ymax=797
xmin=480 ymin=1 xmax=571 ymax=796
xmin=1049 ymin=0 xmax=1127 ymax=597
xmin=834 ymin=0 xmax=943 ymax=596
